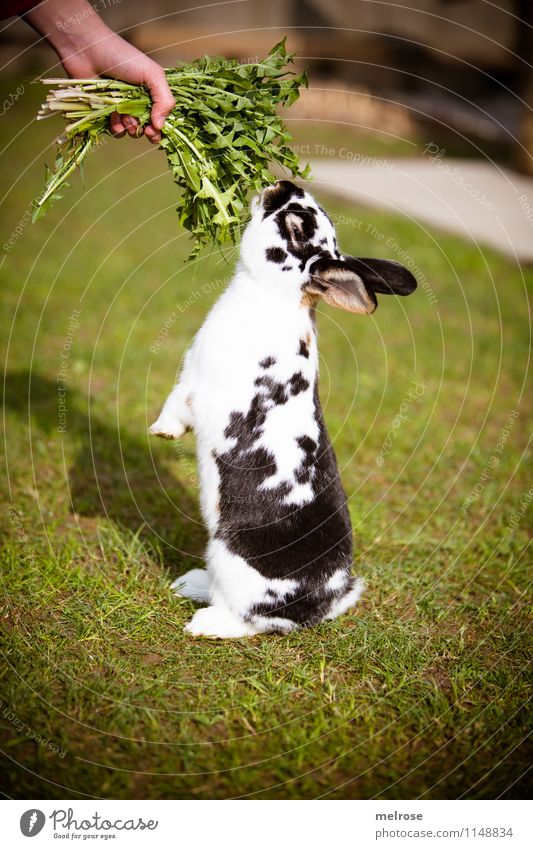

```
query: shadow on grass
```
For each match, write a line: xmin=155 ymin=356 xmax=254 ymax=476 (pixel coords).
xmin=4 ymin=370 xmax=206 ymax=579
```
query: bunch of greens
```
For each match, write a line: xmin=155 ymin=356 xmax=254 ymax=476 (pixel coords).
xmin=33 ymin=39 xmax=309 ymax=256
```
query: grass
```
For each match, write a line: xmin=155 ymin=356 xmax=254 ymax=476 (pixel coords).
xmin=0 ymin=76 xmax=531 ymax=800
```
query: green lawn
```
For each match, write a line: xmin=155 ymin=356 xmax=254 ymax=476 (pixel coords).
xmin=0 ymin=76 xmax=531 ymax=800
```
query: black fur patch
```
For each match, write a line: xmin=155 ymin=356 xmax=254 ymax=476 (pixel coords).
xmin=254 ymin=374 xmax=289 ymax=405
xmin=289 ymin=372 xmax=309 ymax=396
xmin=259 ymin=356 xmax=276 ymax=369
xmin=253 ymin=370 xmax=308 ymax=403
xmin=281 ymin=265 xmax=292 ymax=272
xmin=295 ymin=435 xmax=317 ymax=484
xmin=344 ymin=257 xmax=417 ymax=296
xmin=214 ymin=377 xmax=353 ymax=627
xmin=298 ymin=338 xmax=309 ymax=358
xmin=275 ymin=204 xmax=333 ymax=272
xmin=280 ymin=203 xmax=318 ymax=242
xmin=265 ymin=247 xmax=287 ymax=264
xmin=263 ymin=180 xmax=304 ymax=216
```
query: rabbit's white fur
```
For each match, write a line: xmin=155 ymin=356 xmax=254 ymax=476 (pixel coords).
xmin=151 ymin=261 xmax=333 ymax=636
xmin=150 ymin=180 xmax=416 ymax=638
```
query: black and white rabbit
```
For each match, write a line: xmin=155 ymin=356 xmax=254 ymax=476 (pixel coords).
xmin=150 ymin=180 xmax=417 ymax=637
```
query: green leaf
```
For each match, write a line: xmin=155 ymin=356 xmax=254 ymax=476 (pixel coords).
xmin=32 ymin=39 xmax=310 ymax=256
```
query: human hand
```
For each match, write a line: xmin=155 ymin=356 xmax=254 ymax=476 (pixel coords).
xmin=60 ymin=33 xmax=176 ymax=144
xmin=25 ymin=0 xmax=175 ymax=144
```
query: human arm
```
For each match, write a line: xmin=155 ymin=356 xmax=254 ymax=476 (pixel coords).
xmin=23 ymin=0 xmax=175 ymax=143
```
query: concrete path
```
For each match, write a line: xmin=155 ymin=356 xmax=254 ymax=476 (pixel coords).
xmin=307 ymin=157 xmax=533 ymax=263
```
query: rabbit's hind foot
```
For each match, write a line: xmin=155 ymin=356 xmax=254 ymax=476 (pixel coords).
xmin=184 ymin=605 xmax=259 ymax=639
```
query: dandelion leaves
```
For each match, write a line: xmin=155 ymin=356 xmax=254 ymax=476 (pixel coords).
xmin=33 ymin=39 xmax=309 ymax=256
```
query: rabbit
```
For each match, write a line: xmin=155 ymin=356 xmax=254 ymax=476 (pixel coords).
xmin=149 ymin=180 xmax=417 ymax=638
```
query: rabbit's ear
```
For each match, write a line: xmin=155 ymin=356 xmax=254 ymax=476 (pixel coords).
xmin=307 ymin=258 xmax=378 ymax=315
xmin=343 ymin=256 xmax=417 ymax=296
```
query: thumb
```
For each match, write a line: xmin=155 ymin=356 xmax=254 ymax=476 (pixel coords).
xmin=145 ymin=65 xmax=175 ymax=130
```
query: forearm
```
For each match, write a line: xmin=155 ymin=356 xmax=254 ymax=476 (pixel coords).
xmin=22 ymin=0 xmax=175 ymax=140
xmin=24 ymin=0 xmax=112 ymax=66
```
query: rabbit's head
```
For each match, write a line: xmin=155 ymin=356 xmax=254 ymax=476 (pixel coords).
xmin=240 ymin=180 xmax=417 ymax=313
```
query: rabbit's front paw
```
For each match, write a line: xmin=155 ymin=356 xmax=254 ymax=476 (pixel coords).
xmin=184 ymin=606 xmax=257 ymax=639
xmin=148 ymin=415 xmax=186 ymax=440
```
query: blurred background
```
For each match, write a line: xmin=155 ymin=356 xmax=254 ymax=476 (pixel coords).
xmin=3 ymin=0 xmax=532 ymax=259
xmin=2 ymin=0 xmax=532 ymax=169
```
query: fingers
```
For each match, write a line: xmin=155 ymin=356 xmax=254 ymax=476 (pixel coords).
xmin=110 ymin=111 xmax=126 ymax=138
xmin=109 ymin=60 xmax=175 ymax=145
xmin=144 ymin=124 xmax=161 ymax=145
xmin=122 ymin=114 xmax=141 ymax=137
xmin=111 ymin=112 xmax=147 ymax=140
xmin=145 ymin=64 xmax=175 ymax=131
xmin=110 ymin=112 xmax=160 ymax=144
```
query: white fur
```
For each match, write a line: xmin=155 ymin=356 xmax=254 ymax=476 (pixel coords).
xmin=323 ymin=578 xmax=365 ymax=621
xmin=256 ymin=385 xmax=319 ymax=504
xmin=184 ymin=606 xmax=258 ymax=638
xmin=208 ymin=537 xmax=299 ymax=614
xmin=326 ymin=569 xmax=348 ymax=592
xmin=154 ymin=266 xmax=319 ymax=541
xmin=151 ymin=186 xmax=362 ymax=637
xmin=149 ymin=376 xmax=193 ymax=439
